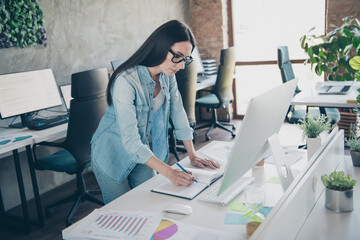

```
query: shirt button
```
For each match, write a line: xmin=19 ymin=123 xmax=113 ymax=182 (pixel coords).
xmin=149 ymin=121 xmax=152 ymax=124
xmin=151 ymin=107 xmax=153 ymax=110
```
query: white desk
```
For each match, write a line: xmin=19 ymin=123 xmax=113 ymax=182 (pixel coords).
xmin=63 ymin=138 xmax=309 ymax=239
xmin=291 ymin=82 xmax=360 ymax=109
xmin=0 ymin=124 xmax=67 ymax=231
xmin=196 ymin=74 xmax=217 ymax=91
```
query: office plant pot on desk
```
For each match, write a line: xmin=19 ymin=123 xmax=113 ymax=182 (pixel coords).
xmin=296 ymin=114 xmax=332 ymax=161
xmin=321 ymin=171 xmax=357 ymax=212
xmin=346 ymin=122 xmax=360 ymax=167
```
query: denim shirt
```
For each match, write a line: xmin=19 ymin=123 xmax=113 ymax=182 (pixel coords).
xmin=91 ymin=65 xmax=193 ymax=183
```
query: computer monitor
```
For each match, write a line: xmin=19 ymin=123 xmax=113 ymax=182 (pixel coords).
xmin=0 ymin=68 xmax=63 ymax=128
xmin=191 ymin=46 xmax=205 ymax=75
xmin=218 ymin=78 xmax=299 ymax=195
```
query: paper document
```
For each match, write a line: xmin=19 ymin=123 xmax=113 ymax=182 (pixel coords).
xmin=153 ymin=218 xmax=239 ymax=240
xmin=62 ymin=209 xmax=163 ymax=240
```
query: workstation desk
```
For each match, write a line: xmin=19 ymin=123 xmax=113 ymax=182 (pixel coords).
xmin=0 ymin=124 xmax=67 ymax=231
xmin=291 ymin=81 xmax=360 ymax=109
xmin=63 ymin=129 xmax=356 ymax=239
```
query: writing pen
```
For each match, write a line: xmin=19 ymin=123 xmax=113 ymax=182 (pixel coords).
xmin=176 ymin=162 xmax=198 ymax=183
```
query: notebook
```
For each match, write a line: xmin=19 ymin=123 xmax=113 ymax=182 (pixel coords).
xmin=151 ymin=141 xmax=233 ymax=200
xmin=316 ymin=81 xmax=354 ymax=95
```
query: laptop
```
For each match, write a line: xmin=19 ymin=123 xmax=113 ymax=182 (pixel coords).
xmin=59 ymin=84 xmax=72 ymax=111
xmin=192 ymin=47 xmax=211 ymax=83
xmin=316 ymin=80 xmax=355 ymax=95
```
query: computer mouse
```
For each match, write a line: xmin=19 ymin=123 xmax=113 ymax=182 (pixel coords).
xmin=163 ymin=203 xmax=193 ymax=215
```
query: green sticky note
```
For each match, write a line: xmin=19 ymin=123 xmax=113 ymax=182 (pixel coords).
xmin=228 ymin=201 xmax=249 ymax=212
xmin=248 ymin=214 xmax=264 ymax=223
xmin=268 ymin=176 xmax=281 ymax=184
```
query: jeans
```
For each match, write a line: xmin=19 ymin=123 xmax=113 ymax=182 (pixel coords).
xmin=92 ymin=161 xmax=155 ymax=204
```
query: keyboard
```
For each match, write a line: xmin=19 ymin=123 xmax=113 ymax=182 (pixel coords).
xmin=197 ymin=176 xmax=255 ymax=206
xmin=27 ymin=114 xmax=69 ymax=130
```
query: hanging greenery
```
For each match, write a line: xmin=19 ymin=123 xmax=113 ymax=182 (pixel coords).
xmin=0 ymin=0 xmax=47 ymax=49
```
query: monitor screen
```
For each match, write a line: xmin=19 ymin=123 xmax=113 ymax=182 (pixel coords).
xmin=0 ymin=69 xmax=62 ymax=126
xmin=191 ymin=46 xmax=205 ymax=74
xmin=218 ymin=78 xmax=299 ymax=195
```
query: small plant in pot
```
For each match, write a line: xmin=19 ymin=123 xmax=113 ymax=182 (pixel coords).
xmin=297 ymin=114 xmax=332 ymax=160
xmin=345 ymin=122 xmax=360 ymax=167
xmin=321 ymin=171 xmax=357 ymax=212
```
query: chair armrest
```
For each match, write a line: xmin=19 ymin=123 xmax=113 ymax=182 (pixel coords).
xmin=197 ymin=89 xmax=213 ymax=93
xmin=34 ymin=141 xmax=65 ymax=148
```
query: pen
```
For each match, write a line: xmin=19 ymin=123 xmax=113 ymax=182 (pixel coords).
xmin=176 ymin=162 xmax=198 ymax=183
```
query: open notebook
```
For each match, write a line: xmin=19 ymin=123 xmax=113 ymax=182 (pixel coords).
xmin=151 ymin=141 xmax=233 ymax=200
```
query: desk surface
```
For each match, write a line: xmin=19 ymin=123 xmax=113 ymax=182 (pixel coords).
xmin=63 ymin=139 xmax=308 ymax=239
xmin=292 ymin=81 xmax=360 ymax=108
xmin=196 ymin=74 xmax=216 ymax=91
xmin=0 ymin=124 xmax=67 ymax=156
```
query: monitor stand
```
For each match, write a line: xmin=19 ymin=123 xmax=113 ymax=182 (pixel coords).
xmin=9 ymin=112 xmax=36 ymax=129
xmin=268 ymin=133 xmax=294 ymax=191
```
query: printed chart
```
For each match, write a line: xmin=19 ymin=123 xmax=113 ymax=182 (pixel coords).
xmin=151 ymin=220 xmax=178 ymax=240
xmin=62 ymin=209 xmax=163 ymax=240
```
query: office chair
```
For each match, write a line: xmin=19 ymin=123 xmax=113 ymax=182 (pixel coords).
xmin=111 ymin=59 xmax=125 ymax=71
xmin=32 ymin=68 xmax=108 ymax=226
xmin=168 ymin=61 xmax=197 ymax=161
xmin=277 ymin=46 xmax=340 ymax=124
xmin=195 ymin=47 xmax=236 ymax=141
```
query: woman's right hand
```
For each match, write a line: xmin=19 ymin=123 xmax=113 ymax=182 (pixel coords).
xmin=168 ymin=169 xmax=196 ymax=186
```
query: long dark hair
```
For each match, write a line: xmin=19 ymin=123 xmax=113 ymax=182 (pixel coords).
xmin=107 ymin=20 xmax=196 ymax=105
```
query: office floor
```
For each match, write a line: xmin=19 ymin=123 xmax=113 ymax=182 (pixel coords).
xmin=0 ymin=119 xmax=348 ymax=240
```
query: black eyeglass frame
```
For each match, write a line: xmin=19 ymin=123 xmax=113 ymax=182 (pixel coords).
xmin=168 ymin=49 xmax=193 ymax=65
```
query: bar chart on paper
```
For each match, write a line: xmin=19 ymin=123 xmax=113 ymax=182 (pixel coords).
xmin=62 ymin=209 xmax=164 ymax=240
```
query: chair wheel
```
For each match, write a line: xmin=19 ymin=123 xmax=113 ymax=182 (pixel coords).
xmin=206 ymin=136 xmax=211 ymax=141
xmin=46 ymin=208 xmax=54 ymax=217
xmin=231 ymin=134 xmax=236 ymax=138
xmin=232 ymin=126 xmax=236 ymax=130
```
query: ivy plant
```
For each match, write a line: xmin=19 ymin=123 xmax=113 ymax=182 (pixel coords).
xmin=300 ymin=16 xmax=360 ymax=81
xmin=321 ymin=171 xmax=357 ymax=191
xmin=0 ymin=0 xmax=47 ymax=48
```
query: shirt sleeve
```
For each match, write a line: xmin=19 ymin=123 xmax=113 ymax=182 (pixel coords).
xmin=112 ymin=73 xmax=154 ymax=164
xmin=168 ymin=75 xmax=194 ymax=140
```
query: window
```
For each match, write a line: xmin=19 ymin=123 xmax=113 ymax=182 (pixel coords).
xmin=231 ymin=0 xmax=326 ymax=115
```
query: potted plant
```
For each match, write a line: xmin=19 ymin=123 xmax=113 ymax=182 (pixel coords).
xmin=300 ymin=16 xmax=360 ymax=82
xmin=345 ymin=122 xmax=360 ymax=167
xmin=297 ymin=114 xmax=332 ymax=160
xmin=321 ymin=171 xmax=357 ymax=212
xmin=349 ymin=56 xmax=360 ymax=102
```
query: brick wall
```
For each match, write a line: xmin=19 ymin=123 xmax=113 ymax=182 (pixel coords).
xmin=327 ymin=0 xmax=360 ymax=32
xmin=189 ymin=0 xmax=229 ymax=62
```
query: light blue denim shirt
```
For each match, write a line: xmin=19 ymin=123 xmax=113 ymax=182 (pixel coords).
xmin=91 ymin=65 xmax=193 ymax=183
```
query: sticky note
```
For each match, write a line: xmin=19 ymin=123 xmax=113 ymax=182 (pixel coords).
xmin=224 ymin=213 xmax=247 ymax=225
xmin=267 ymin=176 xmax=281 ymax=184
xmin=259 ymin=207 xmax=272 ymax=217
xmin=0 ymin=140 xmax=11 ymax=145
xmin=228 ymin=201 xmax=249 ymax=212
xmin=12 ymin=135 xmax=32 ymax=142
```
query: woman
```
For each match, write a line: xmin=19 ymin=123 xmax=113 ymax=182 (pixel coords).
xmin=91 ymin=20 xmax=219 ymax=204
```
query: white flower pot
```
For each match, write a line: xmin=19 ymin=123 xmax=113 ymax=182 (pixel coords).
xmin=306 ymin=137 xmax=321 ymax=161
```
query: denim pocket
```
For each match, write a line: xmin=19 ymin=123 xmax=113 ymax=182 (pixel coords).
xmin=135 ymin=104 xmax=149 ymax=127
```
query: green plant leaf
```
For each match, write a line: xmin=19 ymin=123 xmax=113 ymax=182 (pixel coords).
xmin=350 ymin=56 xmax=360 ymax=70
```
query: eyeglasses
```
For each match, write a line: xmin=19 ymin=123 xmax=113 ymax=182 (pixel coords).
xmin=168 ymin=49 xmax=193 ymax=65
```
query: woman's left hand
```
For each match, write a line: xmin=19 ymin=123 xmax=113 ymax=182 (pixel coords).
xmin=189 ymin=155 xmax=220 ymax=169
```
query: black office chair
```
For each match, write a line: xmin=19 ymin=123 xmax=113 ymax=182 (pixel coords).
xmin=168 ymin=61 xmax=198 ymax=161
xmin=196 ymin=47 xmax=236 ymax=141
xmin=32 ymin=68 xmax=108 ymax=226
xmin=277 ymin=46 xmax=340 ymax=124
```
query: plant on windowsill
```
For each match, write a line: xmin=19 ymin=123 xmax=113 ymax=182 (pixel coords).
xmin=321 ymin=171 xmax=357 ymax=212
xmin=345 ymin=122 xmax=360 ymax=167
xmin=297 ymin=114 xmax=332 ymax=160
